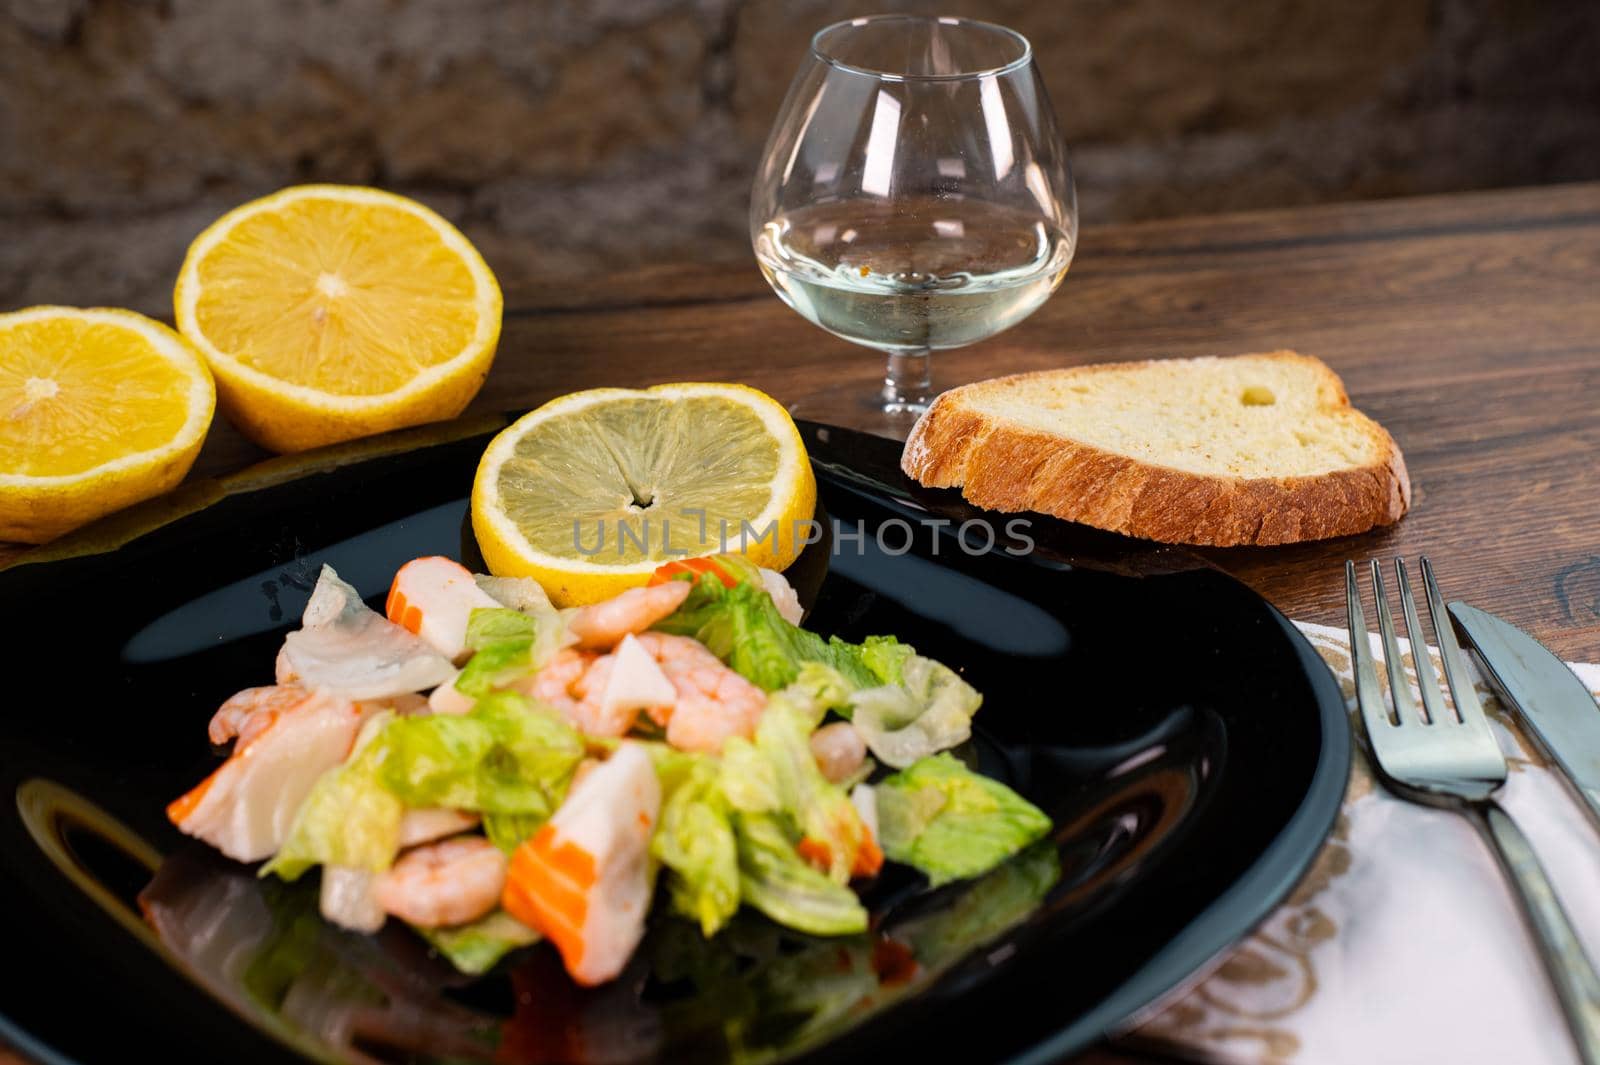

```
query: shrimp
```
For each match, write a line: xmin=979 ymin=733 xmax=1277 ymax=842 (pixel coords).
xmin=810 ymin=721 xmax=868 ymax=784
xmin=501 ymin=743 xmax=659 ymax=985
xmin=374 ymin=835 xmax=507 ymax=928
xmin=523 ymin=646 xmax=646 ymax=737
xmin=566 ymin=581 xmax=690 ymax=651
xmin=634 ymin=632 xmax=766 ymax=753
xmin=208 ymin=685 xmax=310 ymax=746
xmin=527 ymin=631 xmax=764 ymax=750
xmin=525 ymin=646 xmax=602 ymax=721
xmin=320 ymin=809 xmax=482 ymax=933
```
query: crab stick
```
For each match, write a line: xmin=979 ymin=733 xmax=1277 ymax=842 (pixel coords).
xmin=168 ymin=689 xmax=372 ymax=862
xmin=386 ymin=556 xmax=502 ymax=662
xmin=501 ymin=743 xmax=660 ymax=986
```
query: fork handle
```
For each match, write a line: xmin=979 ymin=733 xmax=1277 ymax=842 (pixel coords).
xmin=1475 ymin=801 xmax=1600 ymax=1065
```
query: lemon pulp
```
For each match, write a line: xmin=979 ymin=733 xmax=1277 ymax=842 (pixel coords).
xmin=186 ymin=197 xmax=482 ymax=396
xmin=471 ymin=383 xmax=816 ymax=606
xmin=1 ymin=317 xmax=194 ymax=476
xmin=498 ymin=395 xmax=783 ymax=564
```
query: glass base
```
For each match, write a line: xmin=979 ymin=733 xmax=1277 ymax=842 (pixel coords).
xmin=783 ymin=348 xmax=935 ymax=441
xmin=785 ymin=390 xmax=931 ymax=442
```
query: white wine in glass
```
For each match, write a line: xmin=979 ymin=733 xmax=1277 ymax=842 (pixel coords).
xmin=751 ymin=15 xmax=1077 ymax=434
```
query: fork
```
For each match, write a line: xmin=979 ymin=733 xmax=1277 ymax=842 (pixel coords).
xmin=1347 ymin=557 xmax=1600 ymax=1065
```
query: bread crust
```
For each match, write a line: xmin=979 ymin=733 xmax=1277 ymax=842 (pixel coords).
xmin=899 ymin=352 xmax=1410 ymax=547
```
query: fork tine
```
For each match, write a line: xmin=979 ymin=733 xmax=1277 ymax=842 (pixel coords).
xmin=1395 ymin=558 xmax=1452 ymax=725
xmin=1421 ymin=556 xmax=1488 ymax=729
xmin=1372 ymin=560 xmax=1425 ymax=727
xmin=1346 ymin=560 xmax=1395 ymax=731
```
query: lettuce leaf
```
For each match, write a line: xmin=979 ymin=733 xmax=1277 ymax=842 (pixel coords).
xmin=483 ymin=812 xmax=542 ymax=854
xmin=263 ymin=717 xmax=403 ymax=882
xmin=655 ymin=578 xmax=876 ymax=691
xmin=453 ymin=607 xmax=567 ymax=699
xmin=378 ymin=692 xmax=584 ymax=820
xmin=875 ymin=754 xmax=1051 ymax=886
xmin=651 ymin=758 xmax=740 ymax=936
xmin=465 ymin=607 xmax=541 ymax=648
xmin=717 ymin=688 xmax=872 ymax=884
xmin=719 ymin=736 xmax=781 ymax=813
xmin=779 ymin=662 xmax=854 ymax=729
xmin=858 ymin=635 xmax=913 ymax=686
xmin=848 ymin=655 xmax=982 ymax=769
xmin=734 ymin=813 xmax=868 ymax=936
xmin=417 ymin=910 xmax=540 ymax=975
xmin=758 ymin=703 xmax=872 ymax=883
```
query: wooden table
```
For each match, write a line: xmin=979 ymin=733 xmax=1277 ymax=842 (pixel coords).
xmin=3 ymin=183 xmax=1598 ymax=1064
xmin=512 ymin=183 xmax=1600 ymax=661
xmin=60 ymin=180 xmax=1593 ymax=655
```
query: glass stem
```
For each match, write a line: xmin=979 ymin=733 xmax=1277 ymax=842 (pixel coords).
xmin=882 ymin=349 xmax=933 ymax=414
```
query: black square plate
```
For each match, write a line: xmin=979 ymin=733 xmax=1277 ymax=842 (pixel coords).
xmin=0 ymin=419 xmax=1348 ymax=1065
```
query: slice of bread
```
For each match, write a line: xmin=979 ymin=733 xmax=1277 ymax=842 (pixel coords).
xmin=900 ymin=351 xmax=1409 ymax=546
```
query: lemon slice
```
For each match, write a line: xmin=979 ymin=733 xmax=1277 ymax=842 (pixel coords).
xmin=174 ymin=184 xmax=502 ymax=453
xmin=0 ymin=306 xmax=215 ymax=543
xmin=471 ymin=384 xmax=816 ymax=606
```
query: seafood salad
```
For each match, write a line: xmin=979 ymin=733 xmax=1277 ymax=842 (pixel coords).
xmin=167 ymin=553 xmax=1051 ymax=985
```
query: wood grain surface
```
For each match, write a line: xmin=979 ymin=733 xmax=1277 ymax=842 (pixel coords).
xmin=3 ymin=184 xmax=1599 ymax=1063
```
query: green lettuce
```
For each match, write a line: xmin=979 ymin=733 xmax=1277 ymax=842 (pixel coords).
xmin=651 ymin=570 xmax=973 ymax=771
xmin=417 ymin=910 xmax=540 ymax=975
xmin=378 ymin=692 xmax=584 ymax=821
xmin=655 ymin=577 xmax=876 ymax=691
xmin=719 ymin=735 xmax=781 ymax=812
xmin=263 ymin=715 xmax=403 ymax=882
xmin=780 ymin=662 xmax=854 ymax=728
xmin=453 ymin=607 xmax=566 ymax=699
xmin=651 ymin=758 xmax=740 ymax=936
xmin=718 ymin=693 xmax=871 ymax=884
xmin=762 ymin=702 xmax=869 ymax=883
xmin=483 ymin=812 xmax=543 ymax=854
xmin=875 ymin=754 xmax=1051 ymax=886
xmin=848 ymin=655 xmax=983 ymax=769
xmin=734 ymin=813 xmax=867 ymax=936
xmin=858 ymin=635 xmax=914 ymax=687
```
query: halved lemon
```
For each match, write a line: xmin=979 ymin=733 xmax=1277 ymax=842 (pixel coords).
xmin=472 ymin=384 xmax=816 ymax=606
xmin=0 ymin=307 xmax=215 ymax=543
xmin=174 ymin=184 xmax=502 ymax=453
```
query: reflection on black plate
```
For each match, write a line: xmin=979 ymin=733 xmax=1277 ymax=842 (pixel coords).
xmin=0 ymin=420 xmax=1348 ymax=1065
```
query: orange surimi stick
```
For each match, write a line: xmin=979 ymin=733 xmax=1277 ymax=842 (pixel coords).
xmin=168 ymin=689 xmax=371 ymax=861
xmin=501 ymin=743 xmax=660 ymax=986
xmin=386 ymin=556 xmax=502 ymax=661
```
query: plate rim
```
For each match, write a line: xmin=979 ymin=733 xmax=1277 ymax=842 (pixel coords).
xmin=1004 ymin=589 xmax=1351 ymax=1062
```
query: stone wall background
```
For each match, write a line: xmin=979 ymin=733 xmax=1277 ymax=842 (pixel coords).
xmin=3 ymin=0 xmax=1598 ymax=313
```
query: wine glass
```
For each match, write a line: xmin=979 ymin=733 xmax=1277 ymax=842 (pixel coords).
xmin=751 ymin=14 xmax=1077 ymax=435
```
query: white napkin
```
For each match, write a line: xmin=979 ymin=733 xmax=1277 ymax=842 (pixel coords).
xmin=1126 ymin=621 xmax=1600 ymax=1065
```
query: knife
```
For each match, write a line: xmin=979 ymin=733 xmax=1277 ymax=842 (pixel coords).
xmin=1449 ymin=601 xmax=1600 ymax=833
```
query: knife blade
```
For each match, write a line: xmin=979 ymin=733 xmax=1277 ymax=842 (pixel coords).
xmin=1449 ymin=601 xmax=1600 ymax=833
